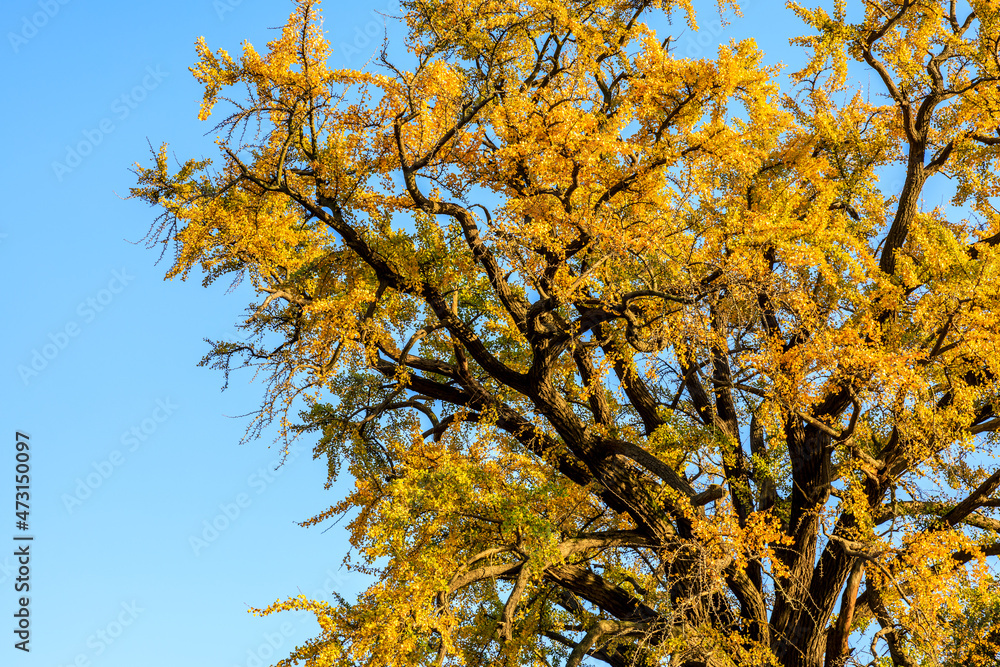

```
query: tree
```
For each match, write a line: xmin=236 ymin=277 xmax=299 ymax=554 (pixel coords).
xmin=131 ymin=0 xmax=1000 ymax=665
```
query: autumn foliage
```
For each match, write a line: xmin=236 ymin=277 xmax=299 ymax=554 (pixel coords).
xmin=132 ymin=0 xmax=1000 ymax=665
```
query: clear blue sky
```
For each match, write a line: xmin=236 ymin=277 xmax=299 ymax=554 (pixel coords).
xmin=0 ymin=1 xmax=949 ymax=665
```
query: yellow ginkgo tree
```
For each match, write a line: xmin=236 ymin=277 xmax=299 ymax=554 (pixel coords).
xmin=132 ymin=0 xmax=1000 ymax=665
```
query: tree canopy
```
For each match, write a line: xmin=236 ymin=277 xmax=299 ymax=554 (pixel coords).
xmin=131 ymin=0 xmax=1000 ymax=665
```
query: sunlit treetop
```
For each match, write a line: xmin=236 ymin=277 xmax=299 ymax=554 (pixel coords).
xmin=133 ymin=0 xmax=1000 ymax=665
